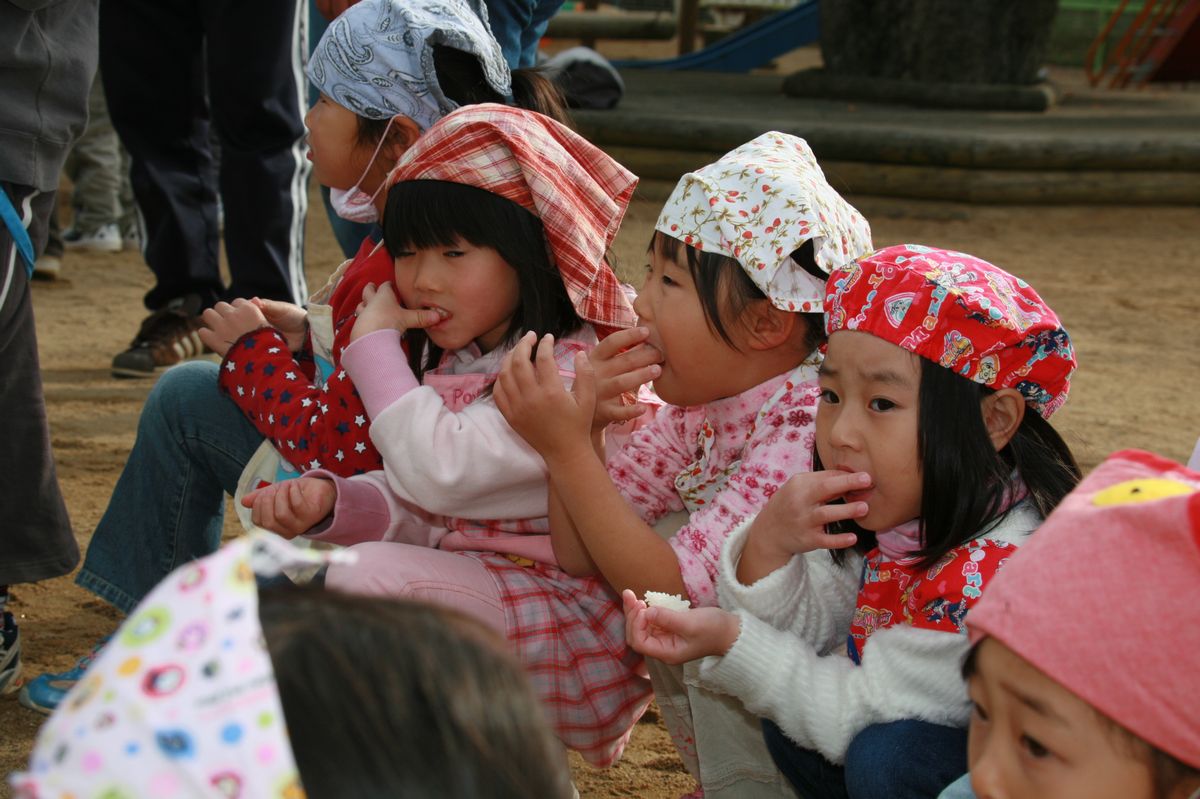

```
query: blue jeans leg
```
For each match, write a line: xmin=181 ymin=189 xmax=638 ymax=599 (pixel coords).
xmin=763 ymin=719 xmax=849 ymax=799
xmin=76 ymin=360 xmax=264 ymax=613
xmin=844 ymin=720 xmax=969 ymax=799
xmin=764 ymin=718 xmax=968 ymax=799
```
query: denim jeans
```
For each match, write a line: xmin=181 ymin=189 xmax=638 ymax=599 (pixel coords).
xmin=76 ymin=361 xmax=264 ymax=613
xmin=763 ymin=718 xmax=969 ymax=799
xmin=485 ymin=0 xmax=565 ymax=68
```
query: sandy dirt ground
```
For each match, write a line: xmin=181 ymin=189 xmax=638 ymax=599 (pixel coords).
xmin=2 ymin=158 xmax=1197 ymax=796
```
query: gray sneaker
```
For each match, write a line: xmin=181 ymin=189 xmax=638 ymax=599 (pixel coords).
xmin=111 ymin=294 xmax=209 ymax=378
xmin=0 ymin=612 xmax=21 ymax=695
xmin=63 ymin=222 xmax=123 ymax=254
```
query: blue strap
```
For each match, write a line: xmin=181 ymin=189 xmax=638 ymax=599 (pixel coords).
xmin=0 ymin=186 xmax=36 ymax=279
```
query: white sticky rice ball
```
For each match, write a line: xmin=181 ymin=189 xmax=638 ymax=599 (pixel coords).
xmin=643 ymin=591 xmax=691 ymax=612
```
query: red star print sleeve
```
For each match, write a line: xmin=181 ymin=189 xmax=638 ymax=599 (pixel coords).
xmin=908 ymin=539 xmax=1020 ymax=635
xmin=217 ymin=323 xmax=383 ymax=477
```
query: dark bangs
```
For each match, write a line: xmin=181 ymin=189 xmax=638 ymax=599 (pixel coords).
xmin=652 ymin=232 xmax=824 ymax=355
xmin=383 ymin=180 xmax=583 ymax=377
xmin=828 ymin=357 xmax=1080 ymax=569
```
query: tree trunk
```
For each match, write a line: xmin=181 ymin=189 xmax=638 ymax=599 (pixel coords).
xmin=820 ymin=0 xmax=1059 ymax=85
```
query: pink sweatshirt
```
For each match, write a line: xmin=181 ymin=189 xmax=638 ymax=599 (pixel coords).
xmin=608 ymin=362 xmax=821 ymax=607
xmin=304 ymin=326 xmax=594 ymax=566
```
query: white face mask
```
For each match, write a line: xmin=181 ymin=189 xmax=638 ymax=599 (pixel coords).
xmin=329 ymin=118 xmax=396 ymax=224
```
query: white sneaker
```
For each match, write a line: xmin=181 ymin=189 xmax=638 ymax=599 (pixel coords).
xmin=33 ymin=254 xmax=62 ymax=280
xmin=63 ymin=222 xmax=123 ymax=253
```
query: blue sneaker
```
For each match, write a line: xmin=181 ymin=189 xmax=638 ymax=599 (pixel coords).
xmin=18 ymin=637 xmax=109 ymax=715
xmin=0 ymin=612 xmax=20 ymax=695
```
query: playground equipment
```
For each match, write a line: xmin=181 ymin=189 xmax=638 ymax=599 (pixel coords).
xmin=611 ymin=0 xmax=819 ymax=71
xmin=1086 ymin=0 xmax=1200 ymax=86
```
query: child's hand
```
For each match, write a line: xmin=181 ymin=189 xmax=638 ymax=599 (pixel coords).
xmin=349 ymin=283 xmax=440 ymax=343
xmin=250 ymin=297 xmax=308 ymax=351
xmin=588 ymin=326 xmax=662 ymax=431
xmin=738 ymin=471 xmax=868 ymax=582
xmin=241 ymin=477 xmax=337 ymax=539
xmin=495 ymin=332 xmax=595 ymax=461
xmin=199 ymin=299 xmax=270 ymax=357
xmin=622 ymin=589 xmax=741 ymax=664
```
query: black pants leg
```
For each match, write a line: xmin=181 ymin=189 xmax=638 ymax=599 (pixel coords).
xmin=101 ymin=0 xmax=308 ymax=311
xmin=205 ymin=0 xmax=309 ymax=305
xmin=0 ymin=184 xmax=78 ymax=585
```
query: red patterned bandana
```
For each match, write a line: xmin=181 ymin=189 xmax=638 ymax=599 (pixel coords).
xmin=825 ymin=244 xmax=1076 ymax=418
xmin=386 ymin=104 xmax=637 ymax=338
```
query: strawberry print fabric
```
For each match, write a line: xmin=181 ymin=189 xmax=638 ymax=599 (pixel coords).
xmin=654 ymin=132 xmax=873 ymax=313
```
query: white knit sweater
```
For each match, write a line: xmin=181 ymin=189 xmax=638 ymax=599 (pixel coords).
xmin=696 ymin=503 xmax=1040 ymax=764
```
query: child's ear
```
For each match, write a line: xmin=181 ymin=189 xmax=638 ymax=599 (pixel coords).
xmin=981 ymin=388 xmax=1026 ymax=451
xmin=743 ymin=301 xmax=795 ymax=350
xmin=383 ymin=115 xmax=422 ymax=160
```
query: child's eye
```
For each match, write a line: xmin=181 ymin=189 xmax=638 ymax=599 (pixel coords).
xmin=818 ymin=388 xmax=839 ymax=405
xmin=868 ymin=398 xmax=896 ymax=411
xmin=970 ymin=700 xmax=989 ymax=723
xmin=1020 ymin=734 xmax=1051 ymax=759
xmin=660 ymin=274 xmax=676 ymax=287
xmin=393 ymin=251 xmax=414 ymax=260
xmin=443 ymin=250 xmax=465 ymax=258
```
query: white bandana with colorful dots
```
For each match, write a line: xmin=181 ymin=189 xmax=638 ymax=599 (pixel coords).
xmin=10 ymin=534 xmax=354 ymax=799
xmin=655 ymin=132 xmax=873 ymax=313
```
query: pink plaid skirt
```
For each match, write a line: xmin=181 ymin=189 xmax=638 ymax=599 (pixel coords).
xmin=461 ymin=551 xmax=653 ymax=767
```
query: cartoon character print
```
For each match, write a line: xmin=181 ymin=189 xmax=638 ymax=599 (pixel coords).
xmin=974 ymin=354 xmax=1000 ymax=385
xmin=939 ymin=330 xmax=974 ymax=370
xmin=924 ymin=597 xmax=969 ymax=632
xmin=984 ymin=271 xmax=1042 ymax=332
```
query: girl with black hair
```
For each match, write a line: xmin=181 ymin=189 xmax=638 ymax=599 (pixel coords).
xmin=19 ymin=0 xmax=572 ymax=717
xmin=623 ymin=244 xmax=1081 ymax=799
xmin=239 ymin=104 xmax=656 ymax=768
xmin=495 ymin=132 xmax=874 ymax=795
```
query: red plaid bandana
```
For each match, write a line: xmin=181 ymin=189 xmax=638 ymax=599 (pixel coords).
xmin=825 ymin=244 xmax=1076 ymax=418
xmin=386 ymin=104 xmax=637 ymax=338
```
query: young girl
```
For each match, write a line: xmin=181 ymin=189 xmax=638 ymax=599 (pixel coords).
xmin=240 ymin=104 xmax=650 ymax=767
xmin=494 ymin=133 xmax=874 ymax=794
xmin=949 ymin=449 xmax=1200 ymax=799
xmin=20 ymin=0 xmax=567 ymax=713
xmin=11 ymin=534 xmax=573 ymax=799
xmin=624 ymin=244 xmax=1082 ymax=799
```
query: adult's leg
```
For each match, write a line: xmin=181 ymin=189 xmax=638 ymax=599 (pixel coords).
xmin=519 ymin=0 xmax=567 ymax=68
xmin=100 ymin=0 xmax=222 ymax=311
xmin=65 ymin=75 xmax=122 ymax=236
xmin=843 ymin=720 xmax=969 ymax=799
xmin=762 ymin=719 xmax=849 ymax=799
xmin=206 ymin=0 xmax=310 ymax=305
xmin=325 ymin=543 xmax=507 ymax=633
xmin=0 ymin=184 xmax=77 ymax=586
xmin=76 ymin=361 xmax=264 ymax=612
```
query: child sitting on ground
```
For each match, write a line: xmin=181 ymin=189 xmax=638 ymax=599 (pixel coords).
xmin=625 ymin=244 xmax=1081 ymax=799
xmin=241 ymin=104 xmax=651 ymax=768
xmin=19 ymin=0 xmax=569 ymax=714
xmin=941 ymin=448 xmax=1200 ymax=799
xmin=495 ymin=132 xmax=873 ymax=796
xmin=10 ymin=534 xmax=572 ymax=799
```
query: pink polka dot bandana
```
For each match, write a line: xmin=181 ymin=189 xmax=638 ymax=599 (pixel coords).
xmin=654 ymin=132 xmax=873 ymax=313
xmin=825 ymin=244 xmax=1075 ymax=418
xmin=10 ymin=535 xmax=354 ymax=799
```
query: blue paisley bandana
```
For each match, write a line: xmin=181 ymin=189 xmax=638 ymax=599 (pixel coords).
xmin=307 ymin=0 xmax=511 ymax=130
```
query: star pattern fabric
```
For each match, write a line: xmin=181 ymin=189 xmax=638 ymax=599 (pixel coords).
xmin=218 ymin=238 xmax=396 ymax=477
